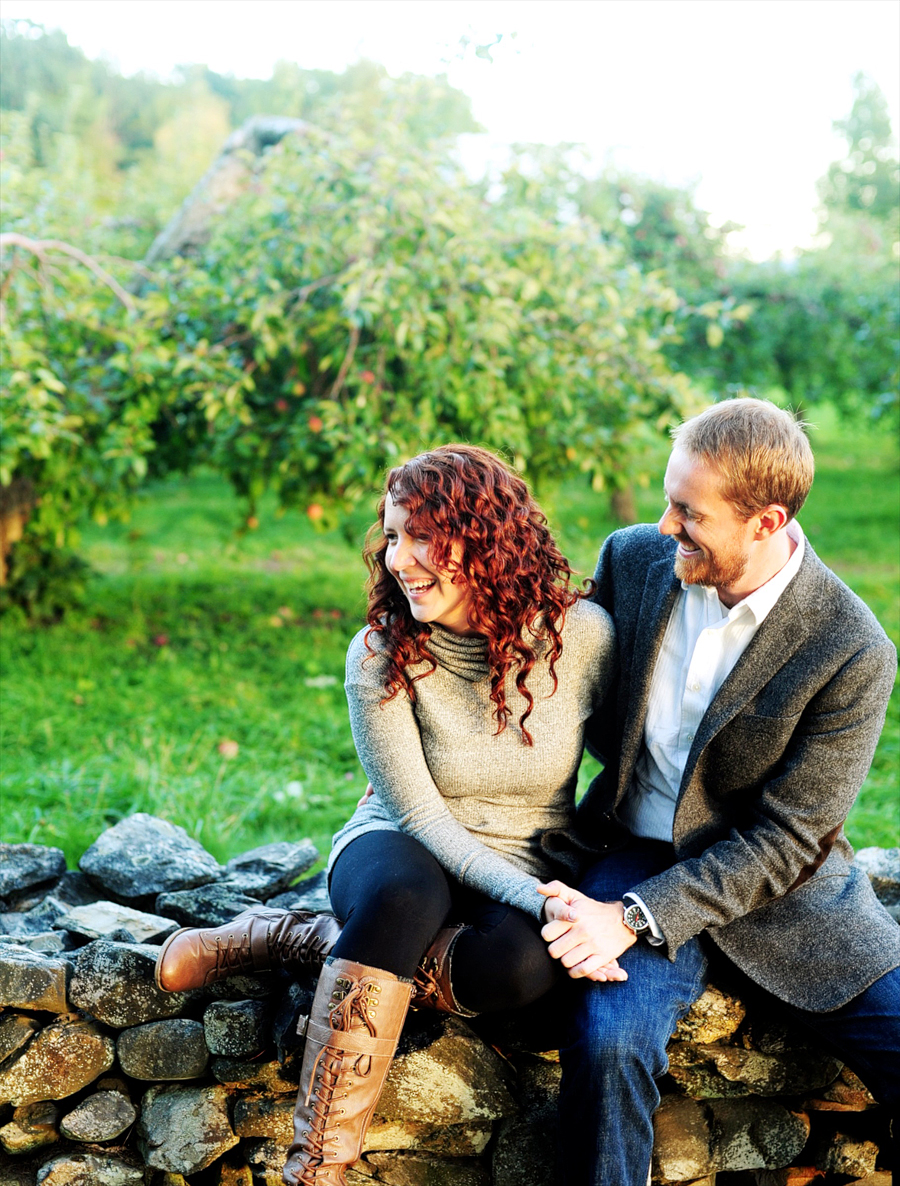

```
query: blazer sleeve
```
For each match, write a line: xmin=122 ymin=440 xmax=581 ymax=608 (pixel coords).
xmin=631 ymin=634 xmax=898 ymax=956
xmin=344 ymin=633 xmax=546 ymax=919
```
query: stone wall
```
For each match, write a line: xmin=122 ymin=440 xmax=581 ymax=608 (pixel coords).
xmin=1 ymin=817 xmax=897 ymax=1186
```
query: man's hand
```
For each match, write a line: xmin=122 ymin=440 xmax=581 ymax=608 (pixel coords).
xmin=538 ymin=880 xmax=636 ymax=980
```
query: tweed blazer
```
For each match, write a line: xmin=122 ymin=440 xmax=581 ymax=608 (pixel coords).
xmin=578 ymin=525 xmax=899 ymax=1010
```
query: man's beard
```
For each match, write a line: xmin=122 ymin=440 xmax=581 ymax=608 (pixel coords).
xmin=674 ymin=539 xmax=749 ymax=591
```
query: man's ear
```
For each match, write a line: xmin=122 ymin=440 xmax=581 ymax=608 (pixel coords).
xmin=754 ymin=504 xmax=790 ymax=539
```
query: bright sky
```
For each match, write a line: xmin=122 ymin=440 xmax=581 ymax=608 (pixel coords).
xmin=4 ymin=0 xmax=899 ymax=259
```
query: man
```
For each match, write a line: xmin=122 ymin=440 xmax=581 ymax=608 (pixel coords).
xmin=539 ymin=398 xmax=900 ymax=1186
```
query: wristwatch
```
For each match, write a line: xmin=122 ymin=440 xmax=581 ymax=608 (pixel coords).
xmin=622 ymin=901 xmax=651 ymax=938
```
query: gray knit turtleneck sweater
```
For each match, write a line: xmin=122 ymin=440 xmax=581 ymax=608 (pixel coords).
xmin=327 ymin=598 xmax=616 ymax=920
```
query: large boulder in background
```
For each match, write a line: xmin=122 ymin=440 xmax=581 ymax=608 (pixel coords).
xmin=79 ymin=814 xmax=222 ymax=901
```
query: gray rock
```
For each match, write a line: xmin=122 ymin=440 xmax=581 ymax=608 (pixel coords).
xmin=0 ymin=1159 xmax=38 ymax=1185
xmin=35 ymin=1153 xmax=144 ymax=1185
xmin=55 ymin=901 xmax=178 ymax=944
xmin=0 ymin=944 xmax=70 ymax=1011
xmin=155 ymin=883 xmax=262 ymax=927
xmin=117 ymin=1018 xmax=209 ymax=1081
xmin=204 ymin=970 xmax=279 ymax=1001
xmin=211 ymin=1052 xmax=301 ymax=1093
xmin=376 ymin=1015 xmax=517 ymax=1125
xmin=204 ymin=998 xmax=270 ymax=1058
xmin=68 ymin=940 xmax=189 ymax=1027
xmin=0 ymin=1100 xmax=60 ymax=1155
xmin=672 ymin=983 xmax=747 ymax=1045
xmin=208 ymin=1155 xmax=255 ymax=1185
xmin=267 ymin=870 xmax=331 ymax=913
xmin=0 ymin=845 xmax=67 ymax=900
xmin=855 ymin=846 xmax=900 ymax=905
xmin=79 ymin=813 xmax=223 ymax=901
xmin=19 ymin=895 xmax=69 ymax=929
xmin=234 ymin=1094 xmax=295 ymax=1142
xmin=364 ymin=1118 xmax=492 ymax=1157
xmin=53 ymin=871 xmax=103 ymax=908
xmin=1 ymin=930 xmax=75 ymax=955
xmin=492 ymin=1114 xmax=557 ymax=1186
xmin=652 ymin=1096 xmax=713 ymax=1182
xmin=220 ymin=841 xmax=319 ymax=898
xmin=137 ymin=1082 xmax=239 ymax=1174
xmin=667 ymin=1039 xmax=842 ymax=1098
xmin=802 ymin=1063 xmax=879 ymax=1111
xmin=491 ymin=1056 xmax=559 ymax=1185
xmin=358 ymin=1151 xmax=491 ymax=1185
xmin=59 ymin=1089 xmax=136 ymax=1142
xmin=245 ymin=1139 xmax=290 ymax=1186
xmin=0 ymin=1013 xmax=40 ymax=1063
xmin=1 ymin=911 xmax=54 ymax=938
xmin=708 ymin=1098 xmax=810 ymax=1171
xmin=814 ymin=1128 xmax=880 ymax=1178
xmin=0 ymin=1016 xmax=115 ymax=1106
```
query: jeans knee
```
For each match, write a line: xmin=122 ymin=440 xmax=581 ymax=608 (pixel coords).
xmin=571 ymin=986 xmax=668 ymax=1070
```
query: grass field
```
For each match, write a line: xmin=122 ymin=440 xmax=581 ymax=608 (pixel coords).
xmin=1 ymin=410 xmax=897 ymax=869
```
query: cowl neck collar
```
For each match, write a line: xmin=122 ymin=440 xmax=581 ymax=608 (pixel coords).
xmin=425 ymin=624 xmax=490 ymax=682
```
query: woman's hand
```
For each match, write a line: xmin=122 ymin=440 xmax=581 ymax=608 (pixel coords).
xmin=538 ymin=880 xmax=634 ymax=981
xmin=357 ymin=783 xmax=375 ymax=808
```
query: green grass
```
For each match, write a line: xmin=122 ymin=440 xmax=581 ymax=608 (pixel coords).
xmin=1 ymin=412 xmax=897 ymax=868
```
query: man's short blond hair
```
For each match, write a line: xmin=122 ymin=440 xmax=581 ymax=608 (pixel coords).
xmin=672 ymin=398 xmax=814 ymax=520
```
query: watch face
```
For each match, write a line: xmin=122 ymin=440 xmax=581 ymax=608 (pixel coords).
xmin=624 ymin=904 xmax=648 ymax=933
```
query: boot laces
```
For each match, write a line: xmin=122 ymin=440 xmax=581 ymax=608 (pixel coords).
xmin=412 ymin=958 xmax=441 ymax=1009
xmin=304 ymin=975 xmax=379 ymax=1109
xmin=212 ymin=932 xmax=256 ymax=975
xmin=276 ymin=915 xmax=331 ymax=967
xmin=290 ymin=974 xmax=388 ymax=1183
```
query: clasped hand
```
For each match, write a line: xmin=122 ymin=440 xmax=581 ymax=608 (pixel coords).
xmin=355 ymin=781 xmax=633 ymax=983
xmin=537 ymin=880 xmax=636 ymax=982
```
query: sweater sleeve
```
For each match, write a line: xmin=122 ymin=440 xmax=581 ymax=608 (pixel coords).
xmin=344 ymin=631 xmax=546 ymax=919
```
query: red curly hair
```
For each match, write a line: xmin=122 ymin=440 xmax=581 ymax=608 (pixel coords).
xmin=363 ymin=444 xmax=584 ymax=745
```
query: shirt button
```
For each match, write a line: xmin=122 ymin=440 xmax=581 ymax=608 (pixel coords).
xmin=687 ymin=732 xmax=695 ymax=741
xmin=691 ymin=683 xmax=701 ymax=691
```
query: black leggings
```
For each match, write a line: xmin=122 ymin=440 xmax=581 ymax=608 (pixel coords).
xmin=328 ymin=831 xmax=561 ymax=1015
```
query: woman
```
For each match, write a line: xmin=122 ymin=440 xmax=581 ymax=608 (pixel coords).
xmin=156 ymin=445 xmax=616 ymax=1186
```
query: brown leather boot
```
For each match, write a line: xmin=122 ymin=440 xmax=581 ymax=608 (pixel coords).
xmin=154 ymin=907 xmax=342 ymax=992
xmin=282 ymin=958 xmax=412 ymax=1185
xmin=411 ymin=925 xmax=478 ymax=1017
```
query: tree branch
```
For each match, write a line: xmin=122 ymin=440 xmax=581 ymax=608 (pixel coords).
xmin=330 ymin=324 xmax=360 ymax=400
xmin=0 ymin=233 xmax=137 ymax=314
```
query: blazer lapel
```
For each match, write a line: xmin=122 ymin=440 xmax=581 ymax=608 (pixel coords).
xmin=617 ymin=557 xmax=680 ymax=803
xmin=682 ymin=548 xmax=821 ymax=786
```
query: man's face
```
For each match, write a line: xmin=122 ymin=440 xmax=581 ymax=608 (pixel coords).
xmin=658 ymin=447 xmax=756 ymax=592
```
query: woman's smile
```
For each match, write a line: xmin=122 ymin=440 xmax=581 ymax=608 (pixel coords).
xmin=383 ymin=493 xmax=476 ymax=634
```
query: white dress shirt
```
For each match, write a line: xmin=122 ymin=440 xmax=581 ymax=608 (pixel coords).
xmin=621 ymin=522 xmax=806 ymax=941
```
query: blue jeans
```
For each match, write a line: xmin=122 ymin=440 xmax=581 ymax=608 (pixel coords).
xmin=557 ymin=841 xmax=900 ymax=1186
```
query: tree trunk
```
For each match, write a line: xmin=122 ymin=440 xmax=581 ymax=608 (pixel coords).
xmin=610 ymin=484 xmax=638 ymax=525
xmin=0 ymin=478 xmax=34 ymax=586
